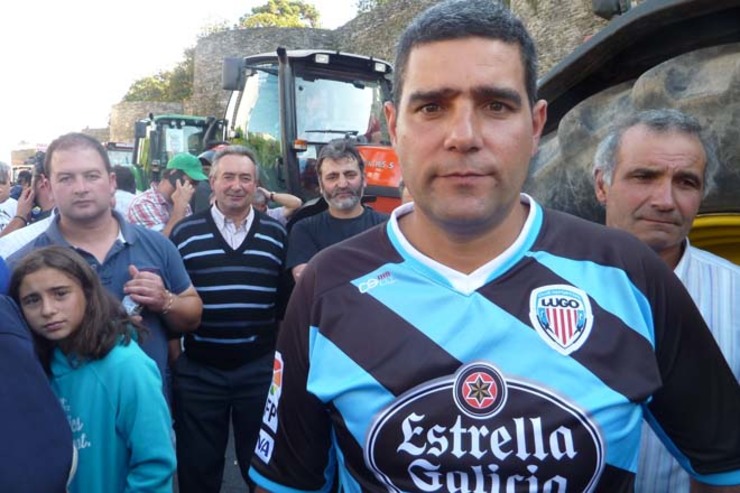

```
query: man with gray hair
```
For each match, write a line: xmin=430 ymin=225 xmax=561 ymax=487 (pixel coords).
xmin=249 ymin=1 xmax=739 ymax=491
xmin=593 ymin=108 xmax=740 ymax=492
xmin=0 ymin=162 xmax=18 ymax=232
xmin=169 ymin=145 xmax=289 ymax=493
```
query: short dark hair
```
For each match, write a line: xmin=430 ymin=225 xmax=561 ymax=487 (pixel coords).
xmin=316 ymin=139 xmax=365 ymax=177
xmin=16 ymin=170 xmax=32 ymax=186
xmin=393 ymin=0 xmax=538 ymax=108
xmin=593 ymin=108 xmax=720 ymax=197
xmin=9 ymin=246 xmax=144 ymax=373
xmin=113 ymin=165 xmax=137 ymax=194
xmin=44 ymin=133 xmax=111 ymax=176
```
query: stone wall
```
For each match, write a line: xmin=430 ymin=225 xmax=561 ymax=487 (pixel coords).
xmin=512 ymin=0 xmax=609 ymax=74
xmin=81 ymin=127 xmax=110 ymax=142
xmin=525 ymin=43 xmax=740 ymax=221
xmin=189 ymin=27 xmax=337 ymax=117
xmin=109 ymin=101 xmax=184 ymax=142
xmin=110 ymin=0 xmax=609 ymax=136
xmin=333 ymin=0 xmax=443 ymax=62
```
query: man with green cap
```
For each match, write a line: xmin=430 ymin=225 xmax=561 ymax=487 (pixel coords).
xmin=128 ymin=153 xmax=208 ymax=237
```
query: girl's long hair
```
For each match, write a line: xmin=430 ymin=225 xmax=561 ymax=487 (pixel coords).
xmin=9 ymin=246 xmax=145 ymax=372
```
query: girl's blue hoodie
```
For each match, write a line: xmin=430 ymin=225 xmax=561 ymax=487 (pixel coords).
xmin=50 ymin=340 xmax=175 ymax=492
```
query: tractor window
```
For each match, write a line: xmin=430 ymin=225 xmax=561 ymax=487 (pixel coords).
xmin=295 ymin=76 xmax=387 ymax=145
xmin=228 ymin=65 xmax=283 ymax=194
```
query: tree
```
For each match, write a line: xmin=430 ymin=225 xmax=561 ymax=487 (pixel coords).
xmin=239 ymin=0 xmax=320 ymax=28
xmin=355 ymin=0 xmax=394 ymax=14
xmin=122 ymin=48 xmax=194 ymax=102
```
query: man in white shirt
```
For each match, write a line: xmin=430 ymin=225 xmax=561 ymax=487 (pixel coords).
xmin=169 ymin=145 xmax=288 ymax=493
xmin=592 ymin=108 xmax=740 ymax=493
xmin=0 ymin=162 xmax=18 ymax=232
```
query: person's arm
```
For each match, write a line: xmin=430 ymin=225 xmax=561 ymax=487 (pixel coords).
xmin=162 ymin=179 xmax=195 ymax=238
xmin=0 ymin=297 xmax=74 ymax=492
xmin=123 ymin=265 xmax=202 ymax=333
xmin=286 ymin=219 xmax=319 ymax=282
xmin=0 ymin=187 xmax=34 ymax=238
xmin=258 ymin=187 xmax=303 ymax=218
xmin=116 ymin=347 xmax=176 ymax=492
xmin=690 ymin=481 xmax=740 ymax=493
xmin=291 ymin=263 xmax=308 ymax=281
xmin=127 ymin=195 xmax=168 ymax=232
xmin=249 ymin=264 xmax=336 ymax=490
xmin=646 ymin=266 xmax=740 ymax=487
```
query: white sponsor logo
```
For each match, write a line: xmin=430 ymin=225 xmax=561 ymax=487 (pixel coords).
xmin=262 ymin=351 xmax=283 ymax=433
xmin=254 ymin=429 xmax=275 ymax=464
xmin=358 ymin=270 xmax=396 ymax=294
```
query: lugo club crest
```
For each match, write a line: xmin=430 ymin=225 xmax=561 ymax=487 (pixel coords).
xmin=365 ymin=362 xmax=604 ymax=492
xmin=529 ymin=285 xmax=594 ymax=355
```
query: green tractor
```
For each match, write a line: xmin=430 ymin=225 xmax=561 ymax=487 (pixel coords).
xmin=131 ymin=114 xmax=226 ymax=190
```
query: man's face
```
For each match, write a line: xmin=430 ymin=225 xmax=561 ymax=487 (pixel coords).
xmin=0 ymin=175 xmax=10 ymax=203
xmin=385 ymin=37 xmax=546 ymax=235
xmin=594 ymin=125 xmax=706 ymax=260
xmin=210 ymin=154 xmax=257 ymax=217
xmin=318 ymin=157 xmax=365 ymax=214
xmin=49 ymin=146 xmax=115 ymax=224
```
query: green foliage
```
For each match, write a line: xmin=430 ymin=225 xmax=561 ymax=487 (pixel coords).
xmin=122 ymin=48 xmax=194 ymax=102
xmin=239 ymin=0 xmax=321 ymax=28
xmin=122 ymin=0 xmax=322 ymax=104
xmin=231 ymin=131 xmax=283 ymax=190
xmin=355 ymin=0 xmax=394 ymax=13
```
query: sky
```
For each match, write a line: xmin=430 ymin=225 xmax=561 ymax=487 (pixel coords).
xmin=0 ymin=0 xmax=357 ymax=164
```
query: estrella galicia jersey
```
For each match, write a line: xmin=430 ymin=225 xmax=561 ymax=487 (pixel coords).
xmin=250 ymin=197 xmax=740 ymax=492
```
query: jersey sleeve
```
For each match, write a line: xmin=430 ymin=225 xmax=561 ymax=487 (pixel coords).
xmin=644 ymin=261 xmax=740 ymax=485
xmin=114 ymin=345 xmax=176 ymax=493
xmin=0 ymin=296 xmax=73 ymax=493
xmin=250 ymin=263 xmax=336 ymax=492
xmin=286 ymin=219 xmax=320 ymax=270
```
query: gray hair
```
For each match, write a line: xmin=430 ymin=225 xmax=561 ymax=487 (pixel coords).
xmin=0 ymin=162 xmax=11 ymax=183
xmin=211 ymin=145 xmax=260 ymax=181
xmin=593 ymin=109 xmax=720 ymax=197
xmin=393 ymin=0 xmax=538 ymax=108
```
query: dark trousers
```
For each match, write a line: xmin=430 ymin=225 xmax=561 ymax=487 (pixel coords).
xmin=173 ymin=352 xmax=273 ymax=493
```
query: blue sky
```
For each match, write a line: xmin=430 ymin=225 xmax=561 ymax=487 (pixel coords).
xmin=0 ymin=0 xmax=357 ymax=163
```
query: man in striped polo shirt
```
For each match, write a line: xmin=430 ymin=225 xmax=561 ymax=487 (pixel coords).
xmin=593 ymin=108 xmax=740 ymax=493
xmin=169 ymin=145 xmax=289 ymax=493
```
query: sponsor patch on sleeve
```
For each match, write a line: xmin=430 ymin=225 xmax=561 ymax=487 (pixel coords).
xmin=254 ymin=429 xmax=275 ymax=464
xmin=262 ymin=351 xmax=283 ymax=433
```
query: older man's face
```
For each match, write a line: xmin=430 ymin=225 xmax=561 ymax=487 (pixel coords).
xmin=595 ymin=124 xmax=706 ymax=263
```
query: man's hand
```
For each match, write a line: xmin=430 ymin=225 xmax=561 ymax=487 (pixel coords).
xmin=0 ymin=187 xmax=36 ymax=237
xmin=15 ymin=186 xmax=35 ymax=219
xmin=171 ymin=179 xmax=195 ymax=213
xmin=123 ymin=265 xmax=171 ymax=313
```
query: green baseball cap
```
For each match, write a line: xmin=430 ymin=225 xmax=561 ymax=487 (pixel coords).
xmin=166 ymin=153 xmax=208 ymax=181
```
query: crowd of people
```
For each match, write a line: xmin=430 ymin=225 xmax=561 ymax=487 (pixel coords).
xmin=0 ymin=0 xmax=738 ymax=492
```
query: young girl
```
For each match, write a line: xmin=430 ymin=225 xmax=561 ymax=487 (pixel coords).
xmin=10 ymin=246 xmax=175 ymax=493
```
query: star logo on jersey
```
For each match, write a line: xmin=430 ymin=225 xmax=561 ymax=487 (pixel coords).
xmin=529 ymin=285 xmax=594 ymax=355
xmin=464 ymin=373 xmax=495 ymax=408
xmin=453 ymin=362 xmax=507 ymax=419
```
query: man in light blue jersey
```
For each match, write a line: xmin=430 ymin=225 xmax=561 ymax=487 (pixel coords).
xmin=593 ymin=108 xmax=740 ymax=493
xmin=249 ymin=1 xmax=739 ymax=492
